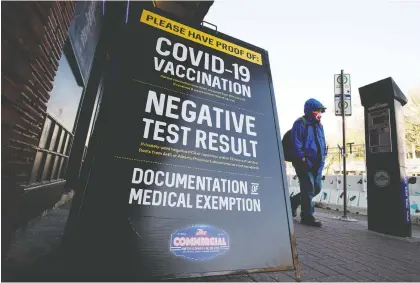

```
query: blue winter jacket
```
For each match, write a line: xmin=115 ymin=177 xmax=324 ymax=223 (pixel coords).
xmin=291 ymin=99 xmax=327 ymax=176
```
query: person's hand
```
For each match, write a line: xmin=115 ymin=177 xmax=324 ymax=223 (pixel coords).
xmin=300 ymin=158 xmax=311 ymax=170
xmin=300 ymin=158 xmax=306 ymax=168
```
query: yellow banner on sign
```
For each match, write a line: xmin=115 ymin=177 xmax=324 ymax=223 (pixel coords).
xmin=140 ymin=10 xmax=263 ymax=65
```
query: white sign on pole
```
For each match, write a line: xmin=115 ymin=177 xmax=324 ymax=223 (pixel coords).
xmin=335 ymin=94 xmax=352 ymax=116
xmin=334 ymin=74 xmax=351 ymax=95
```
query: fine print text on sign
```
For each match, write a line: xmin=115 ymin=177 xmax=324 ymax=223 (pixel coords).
xmin=334 ymin=74 xmax=351 ymax=95
xmin=74 ymin=8 xmax=295 ymax=280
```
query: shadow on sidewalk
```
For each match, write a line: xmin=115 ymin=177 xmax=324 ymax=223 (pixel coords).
xmin=3 ymin=201 xmax=420 ymax=282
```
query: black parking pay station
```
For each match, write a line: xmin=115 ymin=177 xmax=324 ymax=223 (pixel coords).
xmin=359 ymin=77 xmax=411 ymax=237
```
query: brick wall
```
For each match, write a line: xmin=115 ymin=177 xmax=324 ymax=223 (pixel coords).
xmin=2 ymin=1 xmax=75 ymax=256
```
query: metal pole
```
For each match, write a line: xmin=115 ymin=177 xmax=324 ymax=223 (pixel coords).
xmin=341 ymin=69 xmax=348 ymax=218
xmin=338 ymin=150 xmax=341 ymax=175
xmin=338 ymin=150 xmax=341 ymax=191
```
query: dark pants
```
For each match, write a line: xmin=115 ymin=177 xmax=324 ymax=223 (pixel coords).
xmin=291 ymin=162 xmax=322 ymax=217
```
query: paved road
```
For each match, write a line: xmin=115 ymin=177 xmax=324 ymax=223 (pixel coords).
xmin=3 ymin=202 xmax=420 ymax=282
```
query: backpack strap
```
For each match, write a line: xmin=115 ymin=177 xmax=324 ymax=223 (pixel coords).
xmin=301 ymin=116 xmax=319 ymax=154
xmin=300 ymin=116 xmax=309 ymax=148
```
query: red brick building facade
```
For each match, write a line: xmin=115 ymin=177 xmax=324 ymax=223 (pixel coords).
xmin=2 ymin=1 xmax=76 ymax=255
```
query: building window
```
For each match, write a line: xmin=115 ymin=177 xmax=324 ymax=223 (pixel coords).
xmin=46 ymin=54 xmax=84 ymax=133
xmin=28 ymin=46 xmax=84 ymax=186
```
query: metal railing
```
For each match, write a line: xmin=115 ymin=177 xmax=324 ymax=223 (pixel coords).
xmin=27 ymin=113 xmax=74 ymax=187
xmin=286 ymin=143 xmax=420 ymax=176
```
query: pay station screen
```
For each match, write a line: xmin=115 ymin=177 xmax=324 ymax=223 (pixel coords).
xmin=368 ymin=108 xmax=392 ymax=154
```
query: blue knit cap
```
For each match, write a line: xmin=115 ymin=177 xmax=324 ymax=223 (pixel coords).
xmin=304 ymin=98 xmax=326 ymax=115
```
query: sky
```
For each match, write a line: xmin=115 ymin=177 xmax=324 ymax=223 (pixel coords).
xmin=205 ymin=0 xmax=420 ymax=141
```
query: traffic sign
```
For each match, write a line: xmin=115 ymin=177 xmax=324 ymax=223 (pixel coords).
xmin=335 ymin=94 xmax=352 ymax=116
xmin=334 ymin=74 xmax=351 ymax=95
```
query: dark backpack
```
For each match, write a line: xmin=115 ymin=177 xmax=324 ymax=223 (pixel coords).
xmin=282 ymin=116 xmax=307 ymax=162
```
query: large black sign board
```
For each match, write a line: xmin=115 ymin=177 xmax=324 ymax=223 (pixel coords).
xmin=69 ymin=7 xmax=297 ymax=280
xmin=68 ymin=1 xmax=104 ymax=85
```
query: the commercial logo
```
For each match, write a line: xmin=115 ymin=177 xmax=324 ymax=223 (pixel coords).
xmin=374 ymin=170 xmax=390 ymax=188
xmin=170 ymin=225 xmax=230 ymax=261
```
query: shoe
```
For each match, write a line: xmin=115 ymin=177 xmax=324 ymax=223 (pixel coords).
xmin=301 ymin=216 xmax=322 ymax=227
xmin=290 ymin=197 xmax=298 ymax=217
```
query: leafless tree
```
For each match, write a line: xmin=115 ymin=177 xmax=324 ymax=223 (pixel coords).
xmin=404 ymin=88 xmax=420 ymax=154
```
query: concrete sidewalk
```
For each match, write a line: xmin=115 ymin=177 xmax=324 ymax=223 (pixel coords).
xmin=3 ymin=202 xmax=420 ymax=282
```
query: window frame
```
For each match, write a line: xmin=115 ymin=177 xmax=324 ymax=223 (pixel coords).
xmin=26 ymin=39 xmax=85 ymax=188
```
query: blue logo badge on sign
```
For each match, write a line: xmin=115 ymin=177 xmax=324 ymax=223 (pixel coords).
xmin=170 ymin=224 xmax=230 ymax=261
